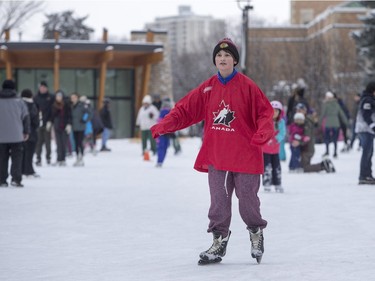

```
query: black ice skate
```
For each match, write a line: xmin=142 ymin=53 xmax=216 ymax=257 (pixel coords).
xmin=322 ymin=159 xmax=335 ymax=173
xmin=198 ymin=231 xmax=231 ymax=265
xmin=247 ymin=227 xmax=264 ymax=264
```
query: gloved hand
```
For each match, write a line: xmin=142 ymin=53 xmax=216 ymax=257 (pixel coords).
xmin=251 ymin=132 xmax=269 ymax=146
xmin=302 ymin=136 xmax=310 ymax=142
xmin=294 ymin=134 xmax=302 ymax=141
xmin=151 ymin=124 xmax=164 ymax=139
xmin=46 ymin=121 xmax=52 ymax=132
xmin=149 ymin=112 xmax=154 ymax=119
xmin=65 ymin=124 xmax=72 ymax=134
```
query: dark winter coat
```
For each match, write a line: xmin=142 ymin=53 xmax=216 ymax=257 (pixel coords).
xmin=355 ymin=90 xmax=375 ymax=134
xmin=92 ymin=110 xmax=104 ymax=134
xmin=301 ymin=115 xmax=316 ymax=155
xmin=34 ymin=91 xmax=54 ymax=127
xmin=100 ymin=104 xmax=113 ymax=129
xmin=23 ymin=98 xmax=39 ymax=142
xmin=51 ymin=98 xmax=72 ymax=131
xmin=0 ymin=89 xmax=30 ymax=143
xmin=71 ymin=101 xmax=88 ymax=132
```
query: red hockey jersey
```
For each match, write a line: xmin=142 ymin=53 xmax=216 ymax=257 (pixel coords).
xmin=151 ymin=72 xmax=274 ymax=174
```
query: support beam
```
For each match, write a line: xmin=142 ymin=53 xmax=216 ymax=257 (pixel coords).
xmin=133 ymin=52 xmax=163 ymax=66
xmin=98 ymin=61 xmax=107 ymax=110
xmin=96 ymin=46 xmax=114 ymax=65
xmin=137 ymin=64 xmax=151 ymax=111
xmin=0 ymin=45 xmax=13 ymax=79
xmin=54 ymin=45 xmax=60 ymax=92
xmin=97 ymin=46 xmax=114 ymax=110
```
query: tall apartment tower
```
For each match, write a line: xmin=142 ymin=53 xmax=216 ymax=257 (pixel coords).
xmin=291 ymin=0 xmax=345 ymax=24
xmin=145 ymin=5 xmax=226 ymax=57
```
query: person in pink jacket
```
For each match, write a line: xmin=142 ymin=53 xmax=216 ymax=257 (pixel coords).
xmin=151 ymin=38 xmax=274 ymax=265
xmin=262 ymin=100 xmax=286 ymax=193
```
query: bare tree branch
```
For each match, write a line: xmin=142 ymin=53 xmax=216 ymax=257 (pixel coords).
xmin=0 ymin=1 xmax=44 ymax=39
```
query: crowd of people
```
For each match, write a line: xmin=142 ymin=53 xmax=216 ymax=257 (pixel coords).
xmin=0 ymin=79 xmax=113 ymax=187
xmin=136 ymin=94 xmax=182 ymax=167
xmin=2 ymin=36 xmax=374 ymax=268
xmin=261 ymin=78 xmax=375 ymax=192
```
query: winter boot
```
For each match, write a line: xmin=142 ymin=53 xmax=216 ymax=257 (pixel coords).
xmin=198 ymin=231 xmax=231 ymax=265
xmin=264 ymin=185 xmax=271 ymax=192
xmin=73 ymin=154 xmax=84 ymax=167
xmin=358 ymin=176 xmax=375 ymax=185
xmin=247 ymin=227 xmax=264 ymax=264
xmin=275 ymin=185 xmax=284 ymax=193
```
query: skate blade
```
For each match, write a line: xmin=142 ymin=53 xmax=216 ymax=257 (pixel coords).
xmin=198 ymin=257 xmax=222 ymax=265
xmin=252 ymin=253 xmax=263 ymax=264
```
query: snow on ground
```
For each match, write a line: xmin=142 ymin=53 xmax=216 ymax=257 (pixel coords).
xmin=1 ymin=137 xmax=375 ymax=281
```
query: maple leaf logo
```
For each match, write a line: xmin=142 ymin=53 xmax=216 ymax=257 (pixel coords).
xmin=213 ymin=100 xmax=236 ymax=127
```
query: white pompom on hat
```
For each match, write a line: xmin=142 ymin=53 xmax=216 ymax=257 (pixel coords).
xmin=325 ymin=91 xmax=334 ymax=98
xmin=293 ymin=112 xmax=305 ymax=121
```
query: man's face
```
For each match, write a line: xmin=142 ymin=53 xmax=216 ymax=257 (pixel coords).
xmin=39 ymin=85 xmax=48 ymax=94
xmin=215 ymin=50 xmax=235 ymax=73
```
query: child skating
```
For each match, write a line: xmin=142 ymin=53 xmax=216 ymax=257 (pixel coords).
xmin=151 ymin=38 xmax=274 ymax=265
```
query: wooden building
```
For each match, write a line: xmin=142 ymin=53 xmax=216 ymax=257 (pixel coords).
xmin=0 ymin=29 xmax=166 ymax=138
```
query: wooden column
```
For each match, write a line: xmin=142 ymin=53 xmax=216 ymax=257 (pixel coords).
xmin=54 ymin=45 xmax=60 ymax=92
xmin=136 ymin=30 xmax=154 ymax=110
xmin=97 ymin=46 xmax=114 ymax=110
xmin=0 ymin=45 xmax=13 ymax=80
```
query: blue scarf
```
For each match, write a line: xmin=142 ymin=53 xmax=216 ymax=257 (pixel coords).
xmin=217 ymin=69 xmax=237 ymax=85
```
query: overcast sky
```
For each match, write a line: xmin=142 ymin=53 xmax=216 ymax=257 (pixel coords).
xmin=17 ymin=0 xmax=290 ymax=41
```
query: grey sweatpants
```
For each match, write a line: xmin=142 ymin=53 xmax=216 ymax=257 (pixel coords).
xmin=207 ymin=166 xmax=267 ymax=237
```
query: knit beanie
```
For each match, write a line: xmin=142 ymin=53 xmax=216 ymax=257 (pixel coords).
xmin=142 ymin=95 xmax=152 ymax=104
xmin=2 ymin=79 xmax=15 ymax=90
xmin=40 ymin=81 xmax=48 ymax=87
xmin=212 ymin=38 xmax=240 ymax=66
xmin=55 ymin=90 xmax=65 ymax=98
xmin=21 ymin=89 xmax=33 ymax=98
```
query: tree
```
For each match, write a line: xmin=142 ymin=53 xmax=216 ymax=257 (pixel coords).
xmin=0 ymin=1 xmax=43 ymax=38
xmin=43 ymin=10 xmax=94 ymax=40
xmin=352 ymin=9 xmax=375 ymax=86
xmin=172 ymin=27 xmax=229 ymax=101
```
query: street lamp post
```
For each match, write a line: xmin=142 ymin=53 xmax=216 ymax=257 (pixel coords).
xmin=237 ymin=0 xmax=253 ymax=75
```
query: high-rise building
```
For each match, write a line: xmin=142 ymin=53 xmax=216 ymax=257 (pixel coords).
xmin=145 ymin=5 xmax=226 ymax=57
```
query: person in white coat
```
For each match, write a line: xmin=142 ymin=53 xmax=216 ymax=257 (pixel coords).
xmin=136 ymin=95 xmax=159 ymax=155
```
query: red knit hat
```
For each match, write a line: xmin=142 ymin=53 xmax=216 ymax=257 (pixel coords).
xmin=212 ymin=38 xmax=240 ymax=66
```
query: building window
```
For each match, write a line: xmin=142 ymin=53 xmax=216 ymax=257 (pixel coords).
xmin=300 ymin=9 xmax=314 ymax=24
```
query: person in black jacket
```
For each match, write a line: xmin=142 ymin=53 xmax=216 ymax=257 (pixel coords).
xmin=99 ymin=98 xmax=113 ymax=152
xmin=21 ymin=89 xmax=40 ymax=178
xmin=34 ymin=81 xmax=54 ymax=166
xmin=355 ymin=81 xmax=375 ymax=185
xmin=51 ymin=90 xmax=72 ymax=166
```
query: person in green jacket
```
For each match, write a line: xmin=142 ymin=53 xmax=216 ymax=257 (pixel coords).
xmin=319 ymin=91 xmax=348 ymax=158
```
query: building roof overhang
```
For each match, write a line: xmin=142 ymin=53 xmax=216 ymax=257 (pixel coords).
xmin=0 ymin=40 xmax=164 ymax=68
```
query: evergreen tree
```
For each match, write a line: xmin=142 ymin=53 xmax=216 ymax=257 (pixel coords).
xmin=352 ymin=9 xmax=375 ymax=85
xmin=43 ymin=10 xmax=94 ymax=40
